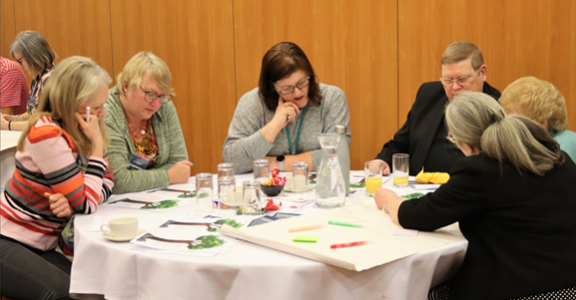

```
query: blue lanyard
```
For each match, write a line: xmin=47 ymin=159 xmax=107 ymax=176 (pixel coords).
xmin=285 ymin=105 xmax=308 ymax=155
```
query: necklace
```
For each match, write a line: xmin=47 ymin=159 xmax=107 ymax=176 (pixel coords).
xmin=128 ymin=119 xmax=148 ymax=141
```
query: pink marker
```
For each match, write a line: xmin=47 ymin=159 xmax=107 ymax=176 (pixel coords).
xmin=330 ymin=240 xmax=370 ymax=249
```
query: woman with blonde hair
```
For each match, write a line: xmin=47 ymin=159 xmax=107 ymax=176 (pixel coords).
xmin=0 ymin=56 xmax=114 ymax=300
xmin=1 ymin=30 xmax=57 ymax=131
xmin=106 ymin=51 xmax=191 ymax=193
xmin=375 ymin=91 xmax=576 ymax=300
xmin=499 ymin=76 xmax=576 ymax=160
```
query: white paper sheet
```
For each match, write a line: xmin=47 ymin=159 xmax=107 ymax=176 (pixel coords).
xmin=220 ymin=199 xmax=463 ymax=271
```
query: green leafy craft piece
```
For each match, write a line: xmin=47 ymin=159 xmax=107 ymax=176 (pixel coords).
xmin=189 ymin=235 xmax=226 ymax=249
xmin=401 ymin=193 xmax=424 ymax=200
xmin=198 ymin=192 xmax=210 ymax=199
xmin=350 ymin=183 xmax=365 ymax=188
xmin=178 ymin=193 xmax=196 ymax=198
xmin=215 ymin=218 xmax=243 ymax=229
xmin=141 ymin=200 xmax=179 ymax=209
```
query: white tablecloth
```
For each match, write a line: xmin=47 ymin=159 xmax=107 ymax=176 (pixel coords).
xmin=0 ymin=130 xmax=22 ymax=194
xmin=70 ymin=172 xmax=468 ymax=300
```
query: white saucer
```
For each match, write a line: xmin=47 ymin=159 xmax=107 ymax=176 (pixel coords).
xmin=102 ymin=229 xmax=146 ymax=242
xmin=283 ymin=185 xmax=315 ymax=193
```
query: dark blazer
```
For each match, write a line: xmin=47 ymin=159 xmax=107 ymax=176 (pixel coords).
xmin=376 ymin=81 xmax=501 ymax=175
xmin=399 ymin=153 xmax=576 ymax=300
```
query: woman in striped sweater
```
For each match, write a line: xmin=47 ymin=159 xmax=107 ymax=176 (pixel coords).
xmin=0 ymin=56 xmax=114 ymax=300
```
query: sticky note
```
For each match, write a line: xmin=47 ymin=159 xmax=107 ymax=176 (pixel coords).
xmin=293 ymin=236 xmax=319 ymax=243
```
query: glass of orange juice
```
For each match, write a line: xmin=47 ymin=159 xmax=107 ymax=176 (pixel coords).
xmin=365 ymin=161 xmax=383 ymax=197
xmin=392 ymin=154 xmax=409 ymax=187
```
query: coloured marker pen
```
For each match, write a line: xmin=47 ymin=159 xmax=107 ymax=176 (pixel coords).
xmin=288 ymin=224 xmax=324 ymax=233
xmin=86 ymin=106 xmax=90 ymax=122
xmin=328 ymin=220 xmax=362 ymax=228
xmin=330 ymin=240 xmax=370 ymax=249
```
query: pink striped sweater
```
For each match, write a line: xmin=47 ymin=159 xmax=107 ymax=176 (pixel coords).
xmin=1 ymin=116 xmax=114 ymax=250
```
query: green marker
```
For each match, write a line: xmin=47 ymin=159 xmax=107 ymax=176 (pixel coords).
xmin=293 ymin=236 xmax=319 ymax=243
xmin=328 ymin=220 xmax=363 ymax=228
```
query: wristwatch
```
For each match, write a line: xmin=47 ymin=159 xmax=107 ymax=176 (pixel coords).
xmin=277 ymin=155 xmax=285 ymax=171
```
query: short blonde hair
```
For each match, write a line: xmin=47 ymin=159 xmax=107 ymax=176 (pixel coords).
xmin=19 ymin=56 xmax=112 ymax=158
xmin=115 ymin=52 xmax=175 ymax=97
xmin=10 ymin=31 xmax=57 ymax=75
xmin=441 ymin=41 xmax=484 ymax=70
xmin=499 ymin=76 xmax=568 ymax=132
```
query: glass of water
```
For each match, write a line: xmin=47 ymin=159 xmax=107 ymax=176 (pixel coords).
xmin=253 ymin=159 xmax=270 ymax=184
xmin=195 ymin=173 xmax=215 ymax=212
xmin=242 ymin=180 xmax=262 ymax=215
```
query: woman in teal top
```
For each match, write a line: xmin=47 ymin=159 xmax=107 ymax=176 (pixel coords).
xmin=500 ymin=76 xmax=576 ymax=160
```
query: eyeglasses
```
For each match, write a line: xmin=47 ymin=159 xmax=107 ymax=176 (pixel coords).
xmin=439 ymin=67 xmax=481 ymax=87
xmin=15 ymin=57 xmax=24 ymax=67
xmin=140 ymin=86 xmax=173 ymax=104
xmin=446 ymin=132 xmax=456 ymax=144
xmin=275 ymin=76 xmax=310 ymax=95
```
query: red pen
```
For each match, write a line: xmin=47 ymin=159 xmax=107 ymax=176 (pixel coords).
xmin=330 ymin=240 xmax=370 ymax=249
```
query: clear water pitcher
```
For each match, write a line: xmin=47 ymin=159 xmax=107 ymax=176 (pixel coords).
xmin=315 ymin=133 xmax=346 ymax=208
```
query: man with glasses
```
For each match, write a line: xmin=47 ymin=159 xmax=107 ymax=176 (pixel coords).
xmin=373 ymin=41 xmax=501 ymax=175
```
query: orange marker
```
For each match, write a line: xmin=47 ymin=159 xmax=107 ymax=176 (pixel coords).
xmin=288 ymin=224 xmax=324 ymax=233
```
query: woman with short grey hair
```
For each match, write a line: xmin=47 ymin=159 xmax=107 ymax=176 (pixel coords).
xmin=1 ymin=30 xmax=56 ymax=131
xmin=375 ymin=91 xmax=576 ymax=299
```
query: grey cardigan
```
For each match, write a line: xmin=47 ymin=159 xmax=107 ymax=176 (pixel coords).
xmin=105 ymin=86 xmax=189 ymax=194
xmin=222 ymin=83 xmax=351 ymax=173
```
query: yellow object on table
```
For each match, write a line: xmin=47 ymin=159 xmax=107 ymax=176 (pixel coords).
xmin=415 ymin=168 xmax=450 ymax=184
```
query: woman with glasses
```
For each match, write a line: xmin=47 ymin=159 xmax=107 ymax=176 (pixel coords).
xmin=1 ymin=56 xmax=114 ymax=300
xmin=223 ymin=42 xmax=351 ymax=173
xmin=375 ymin=91 xmax=576 ymax=300
xmin=1 ymin=30 xmax=56 ymax=131
xmin=105 ymin=52 xmax=191 ymax=194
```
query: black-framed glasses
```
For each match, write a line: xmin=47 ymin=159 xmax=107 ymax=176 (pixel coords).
xmin=275 ymin=76 xmax=310 ymax=95
xmin=439 ymin=66 xmax=482 ymax=87
xmin=15 ymin=57 xmax=24 ymax=67
xmin=140 ymin=86 xmax=173 ymax=104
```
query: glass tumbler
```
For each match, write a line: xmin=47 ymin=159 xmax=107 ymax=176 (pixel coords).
xmin=392 ymin=154 xmax=410 ymax=188
xmin=217 ymin=163 xmax=234 ymax=194
xmin=242 ymin=180 xmax=262 ymax=215
xmin=195 ymin=173 xmax=215 ymax=212
xmin=253 ymin=159 xmax=270 ymax=184
xmin=365 ymin=161 xmax=383 ymax=197
xmin=292 ymin=162 xmax=309 ymax=192
xmin=218 ymin=176 xmax=238 ymax=210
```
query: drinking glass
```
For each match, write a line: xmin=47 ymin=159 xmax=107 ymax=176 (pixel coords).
xmin=253 ymin=159 xmax=270 ymax=184
xmin=242 ymin=180 xmax=262 ymax=215
xmin=218 ymin=176 xmax=238 ymax=211
xmin=365 ymin=161 xmax=383 ymax=196
xmin=217 ymin=163 xmax=234 ymax=194
xmin=195 ymin=173 xmax=215 ymax=212
xmin=292 ymin=162 xmax=309 ymax=192
xmin=392 ymin=154 xmax=410 ymax=188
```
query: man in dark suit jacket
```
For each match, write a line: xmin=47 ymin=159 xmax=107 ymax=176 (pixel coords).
xmin=374 ymin=42 xmax=501 ymax=175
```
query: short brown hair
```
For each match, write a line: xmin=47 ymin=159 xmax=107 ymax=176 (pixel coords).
xmin=258 ymin=42 xmax=322 ymax=111
xmin=441 ymin=41 xmax=484 ymax=70
xmin=499 ymin=76 xmax=568 ymax=132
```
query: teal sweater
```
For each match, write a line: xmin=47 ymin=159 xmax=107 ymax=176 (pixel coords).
xmin=105 ymin=86 xmax=189 ymax=194
xmin=550 ymin=129 xmax=576 ymax=161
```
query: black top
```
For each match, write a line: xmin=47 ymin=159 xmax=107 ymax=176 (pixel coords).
xmin=422 ymin=115 xmax=464 ymax=172
xmin=399 ymin=153 xmax=576 ymax=300
xmin=375 ymin=81 xmax=501 ymax=175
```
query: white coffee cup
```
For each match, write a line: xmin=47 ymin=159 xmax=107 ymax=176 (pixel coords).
xmin=101 ymin=217 xmax=138 ymax=238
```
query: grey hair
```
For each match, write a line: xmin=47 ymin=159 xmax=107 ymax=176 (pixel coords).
xmin=446 ymin=91 xmax=564 ymax=175
xmin=10 ymin=31 xmax=56 ymax=75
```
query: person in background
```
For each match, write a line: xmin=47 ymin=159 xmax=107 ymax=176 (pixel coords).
xmin=1 ymin=30 xmax=56 ymax=131
xmin=0 ymin=56 xmax=29 ymax=117
xmin=223 ymin=41 xmax=351 ymax=173
xmin=372 ymin=41 xmax=500 ymax=175
xmin=375 ymin=91 xmax=576 ymax=300
xmin=106 ymin=51 xmax=191 ymax=194
xmin=499 ymin=76 xmax=576 ymax=160
xmin=0 ymin=56 xmax=114 ymax=300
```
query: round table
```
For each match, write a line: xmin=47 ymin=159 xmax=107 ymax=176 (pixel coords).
xmin=70 ymin=172 xmax=467 ymax=300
